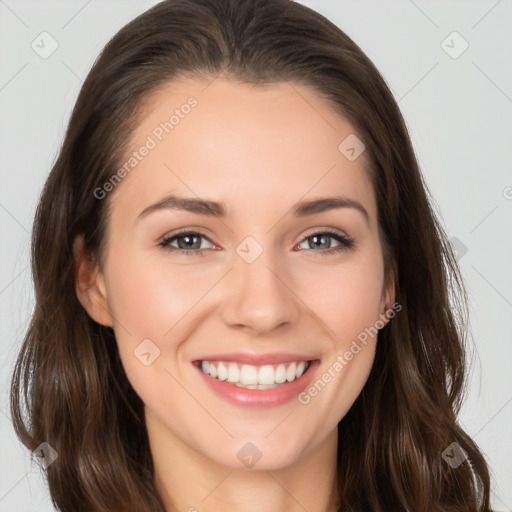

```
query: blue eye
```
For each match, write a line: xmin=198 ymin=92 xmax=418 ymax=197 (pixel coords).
xmin=158 ymin=229 xmax=354 ymax=256
xmin=297 ymin=229 xmax=354 ymax=255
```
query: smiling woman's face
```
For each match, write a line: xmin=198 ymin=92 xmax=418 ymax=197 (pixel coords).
xmin=80 ymin=77 xmax=394 ymax=471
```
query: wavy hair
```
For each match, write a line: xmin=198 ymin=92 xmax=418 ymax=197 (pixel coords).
xmin=10 ymin=0 xmax=492 ymax=510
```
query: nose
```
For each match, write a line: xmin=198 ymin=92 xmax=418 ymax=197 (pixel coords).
xmin=220 ymin=245 xmax=300 ymax=336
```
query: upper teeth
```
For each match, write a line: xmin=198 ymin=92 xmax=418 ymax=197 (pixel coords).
xmin=200 ymin=360 xmax=309 ymax=387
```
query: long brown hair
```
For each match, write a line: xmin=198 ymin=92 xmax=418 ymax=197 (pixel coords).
xmin=10 ymin=0 xmax=492 ymax=510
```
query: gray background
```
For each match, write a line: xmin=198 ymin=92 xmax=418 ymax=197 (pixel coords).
xmin=1 ymin=0 xmax=511 ymax=510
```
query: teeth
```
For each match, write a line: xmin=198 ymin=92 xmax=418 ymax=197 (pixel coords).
xmin=199 ymin=360 xmax=310 ymax=387
xmin=286 ymin=362 xmax=297 ymax=382
xmin=217 ymin=362 xmax=228 ymax=381
xmin=258 ymin=365 xmax=275 ymax=385
xmin=240 ymin=365 xmax=258 ymax=385
xmin=275 ymin=364 xmax=287 ymax=383
xmin=234 ymin=383 xmax=278 ymax=390
xmin=227 ymin=364 xmax=239 ymax=383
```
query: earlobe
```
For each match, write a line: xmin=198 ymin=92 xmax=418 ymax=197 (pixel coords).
xmin=385 ymin=282 xmax=396 ymax=316
xmin=379 ymin=265 xmax=397 ymax=327
xmin=73 ymin=235 xmax=114 ymax=327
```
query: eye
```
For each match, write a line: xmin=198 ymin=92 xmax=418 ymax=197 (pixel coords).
xmin=296 ymin=229 xmax=354 ymax=256
xmin=158 ymin=230 xmax=215 ymax=255
xmin=158 ymin=228 xmax=355 ymax=256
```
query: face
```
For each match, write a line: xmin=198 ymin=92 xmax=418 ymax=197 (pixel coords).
xmin=80 ymin=77 xmax=394 ymax=471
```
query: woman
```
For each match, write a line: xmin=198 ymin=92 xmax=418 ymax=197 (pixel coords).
xmin=10 ymin=0 xmax=493 ymax=510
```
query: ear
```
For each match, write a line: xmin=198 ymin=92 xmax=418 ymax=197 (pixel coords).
xmin=73 ymin=235 xmax=113 ymax=327
xmin=378 ymin=264 xmax=398 ymax=327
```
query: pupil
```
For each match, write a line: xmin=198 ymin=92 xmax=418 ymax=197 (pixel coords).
xmin=310 ymin=235 xmax=329 ymax=250
xmin=179 ymin=235 xmax=200 ymax=250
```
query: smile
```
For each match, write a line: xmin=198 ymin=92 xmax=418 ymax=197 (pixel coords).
xmin=197 ymin=360 xmax=311 ymax=389
xmin=192 ymin=355 xmax=320 ymax=408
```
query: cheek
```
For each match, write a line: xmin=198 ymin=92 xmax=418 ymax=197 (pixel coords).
xmin=103 ymin=255 xmax=206 ymax=411
xmin=301 ymin=257 xmax=385 ymax=345
xmin=298 ymin=264 xmax=382 ymax=427
xmin=105 ymin=252 xmax=216 ymax=338
xmin=101 ymin=252 xmax=208 ymax=390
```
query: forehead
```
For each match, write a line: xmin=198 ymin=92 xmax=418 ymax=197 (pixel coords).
xmin=109 ymin=77 xmax=376 ymax=224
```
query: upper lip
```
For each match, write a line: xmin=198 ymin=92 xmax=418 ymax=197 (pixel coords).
xmin=193 ymin=352 xmax=317 ymax=366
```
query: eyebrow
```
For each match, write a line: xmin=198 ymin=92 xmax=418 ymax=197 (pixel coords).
xmin=138 ymin=194 xmax=370 ymax=224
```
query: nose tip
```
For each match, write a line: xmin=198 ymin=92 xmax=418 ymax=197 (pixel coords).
xmin=220 ymin=250 xmax=300 ymax=336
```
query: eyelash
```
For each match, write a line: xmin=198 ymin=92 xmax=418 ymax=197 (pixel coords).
xmin=158 ymin=228 xmax=355 ymax=257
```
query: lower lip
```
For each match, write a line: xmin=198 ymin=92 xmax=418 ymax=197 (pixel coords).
xmin=194 ymin=360 xmax=320 ymax=408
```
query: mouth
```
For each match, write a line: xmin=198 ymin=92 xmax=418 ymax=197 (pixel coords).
xmin=193 ymin=359 xmax=312 ymax=389
xmin=192 ymin=354 xmax=320 ymax=408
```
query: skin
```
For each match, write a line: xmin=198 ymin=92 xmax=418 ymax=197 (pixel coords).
xmin=75 ymin=76 xmax=395 ymax=512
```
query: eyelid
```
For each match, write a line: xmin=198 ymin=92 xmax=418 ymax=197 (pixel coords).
xmin=158 ymin=227 xmax=215 ymax=243
xmin=158 ymin=226 xmax=350 ymax=246
xmin=295 ymin=227 xmax=354 ymax=255
xmin=158 ymin=226 xmax=354 ymax=256
xmin=299 ymin=226 xmax=350 ymax=243
xmin=157 ymin=228 xmax=217 ymax=249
